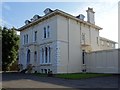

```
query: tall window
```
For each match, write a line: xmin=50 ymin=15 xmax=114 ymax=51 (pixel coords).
xmin=42 ymin=48 xmax=44 ymax=63
xmin=48 ymin=47 xmax=51 ymax=63
xmin=23 ymin=35 xmax=25 ymax=44
xmin=45 ymin=47 xmax=48 ymax=63
xmin=34 ymin=51 xmax=37 ymax=63
xmin=47 ymin=26 xmax=50 ymax=38
xmin=44 ymin=27 xmax=46 ymax=38
xmin=26 ymin=34 xmax=28 ymax=43
xmin=40 ymin=46 xmax=51 ymax=64
xmin=34 ymin=31 xmax=37 ymax=42
xmin=43 ymin=26 xmax=50 ymax=39
xmin=23 ymin=34 xmax=28 ymax=44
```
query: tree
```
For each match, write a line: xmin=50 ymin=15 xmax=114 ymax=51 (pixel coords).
xmin=2 ymin=26 xmax=19 ymax=71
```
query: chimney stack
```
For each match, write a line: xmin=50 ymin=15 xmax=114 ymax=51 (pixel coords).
xmin=86 ymin=7 xmax=95 ymax=24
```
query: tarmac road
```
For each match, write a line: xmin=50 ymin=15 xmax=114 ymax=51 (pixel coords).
xmin=2 ymin=72 xmax=119 ymax=89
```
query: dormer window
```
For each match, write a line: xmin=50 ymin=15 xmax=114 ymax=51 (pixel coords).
xmin=44 ymin=8 xmax=53 ymax=15
xmin=25 ymin=20 xmax=31 ymax=25
xmin=33 ymin=15 xmax=41 ymax=21
xmin=76 ymin=14 xmax=85 ymax=20
xmin=30 ymin=18 xmax=34 ymax=22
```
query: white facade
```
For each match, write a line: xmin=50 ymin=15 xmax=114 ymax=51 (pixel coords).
xmin=18 ymin=8 xmax=117 ymax=74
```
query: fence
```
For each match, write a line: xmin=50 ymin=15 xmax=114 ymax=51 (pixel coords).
xmin=85 ymin=49 xmax=119 ymax=73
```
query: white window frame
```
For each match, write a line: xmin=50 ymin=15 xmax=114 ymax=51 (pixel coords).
xmin=40 ymin=46 xmax=51 ymax=64
xmin=43 ymin=26 xmax=50 ymax=39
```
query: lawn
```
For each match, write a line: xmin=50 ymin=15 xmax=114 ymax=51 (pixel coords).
xmin=34 ymin=73 xmax=112 ymax=79
xmin=54 ymin=73 xmax=112 ymax=79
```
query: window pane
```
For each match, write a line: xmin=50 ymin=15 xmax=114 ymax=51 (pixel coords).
xmin=45 ymin=47 xmax=47 ymax=63
xmin=47 ymin=26 xmax=50 ymax=38
xmin=44 ymin=27 xmax=46 ymax=38
xmin=42 ymin=48 xmax=44 ymax=63
xmin=35 ymin=31 xmax=37 ymax=41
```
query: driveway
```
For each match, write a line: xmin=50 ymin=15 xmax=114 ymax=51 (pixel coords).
xmin=2 ymin=72 xmax=119 ymax=89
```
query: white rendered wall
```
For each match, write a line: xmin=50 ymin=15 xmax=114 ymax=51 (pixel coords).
xmin=85 ymin=49 xmax=119 ymax=73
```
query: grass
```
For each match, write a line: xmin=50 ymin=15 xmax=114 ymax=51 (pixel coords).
xmin=34 ymin=72 xmax=112 ymax=79
xmin=54 ymin=73 xmax=112 ymax=79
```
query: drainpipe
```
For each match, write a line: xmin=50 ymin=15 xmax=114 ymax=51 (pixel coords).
xmin=67 ymin=18 xmax=70 ymax=74
xmin=80 ymin=23 xmax=83 ymax=72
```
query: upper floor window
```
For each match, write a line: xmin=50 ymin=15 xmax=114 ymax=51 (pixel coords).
xmin=34 ymin=31 xmax=37 ymax=42
xmin=44 ymin=27 xmax=47 ymax=38
xmin=23 ymin=34 xmax=28 ymax=45
xmin=47 ymin=26 xmax=50 ymax=38
xmin=26 ymin=34 xmax=28 ymax=43
xmin=43 ymin=26 xmax=50 ymax=39
xmin=23 ymin=35 xmax=25 ymax=44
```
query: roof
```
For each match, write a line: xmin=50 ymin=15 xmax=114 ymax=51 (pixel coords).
xmin=18 ymin=9 xmax=103 ymax=31
xmin=100 ymin=37 xmax=117 ymax=43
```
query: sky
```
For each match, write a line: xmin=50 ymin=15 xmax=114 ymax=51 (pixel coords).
xmin=0 ymin=0 xmax=119 ymax=45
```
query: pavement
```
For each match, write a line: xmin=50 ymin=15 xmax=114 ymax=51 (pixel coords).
xmin=1 ymin=72 xmax=119 ymax=89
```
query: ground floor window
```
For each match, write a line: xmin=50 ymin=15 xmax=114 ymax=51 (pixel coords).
xmin=40 ymin=46 xmax=51 ymax=64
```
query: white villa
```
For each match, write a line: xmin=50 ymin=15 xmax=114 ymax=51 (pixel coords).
xmin=18 ymin=7 xmax=117 ymax=74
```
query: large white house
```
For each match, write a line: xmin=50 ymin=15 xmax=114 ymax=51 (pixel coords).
xmin=18 ymin=7 xmax=117 ymax=74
